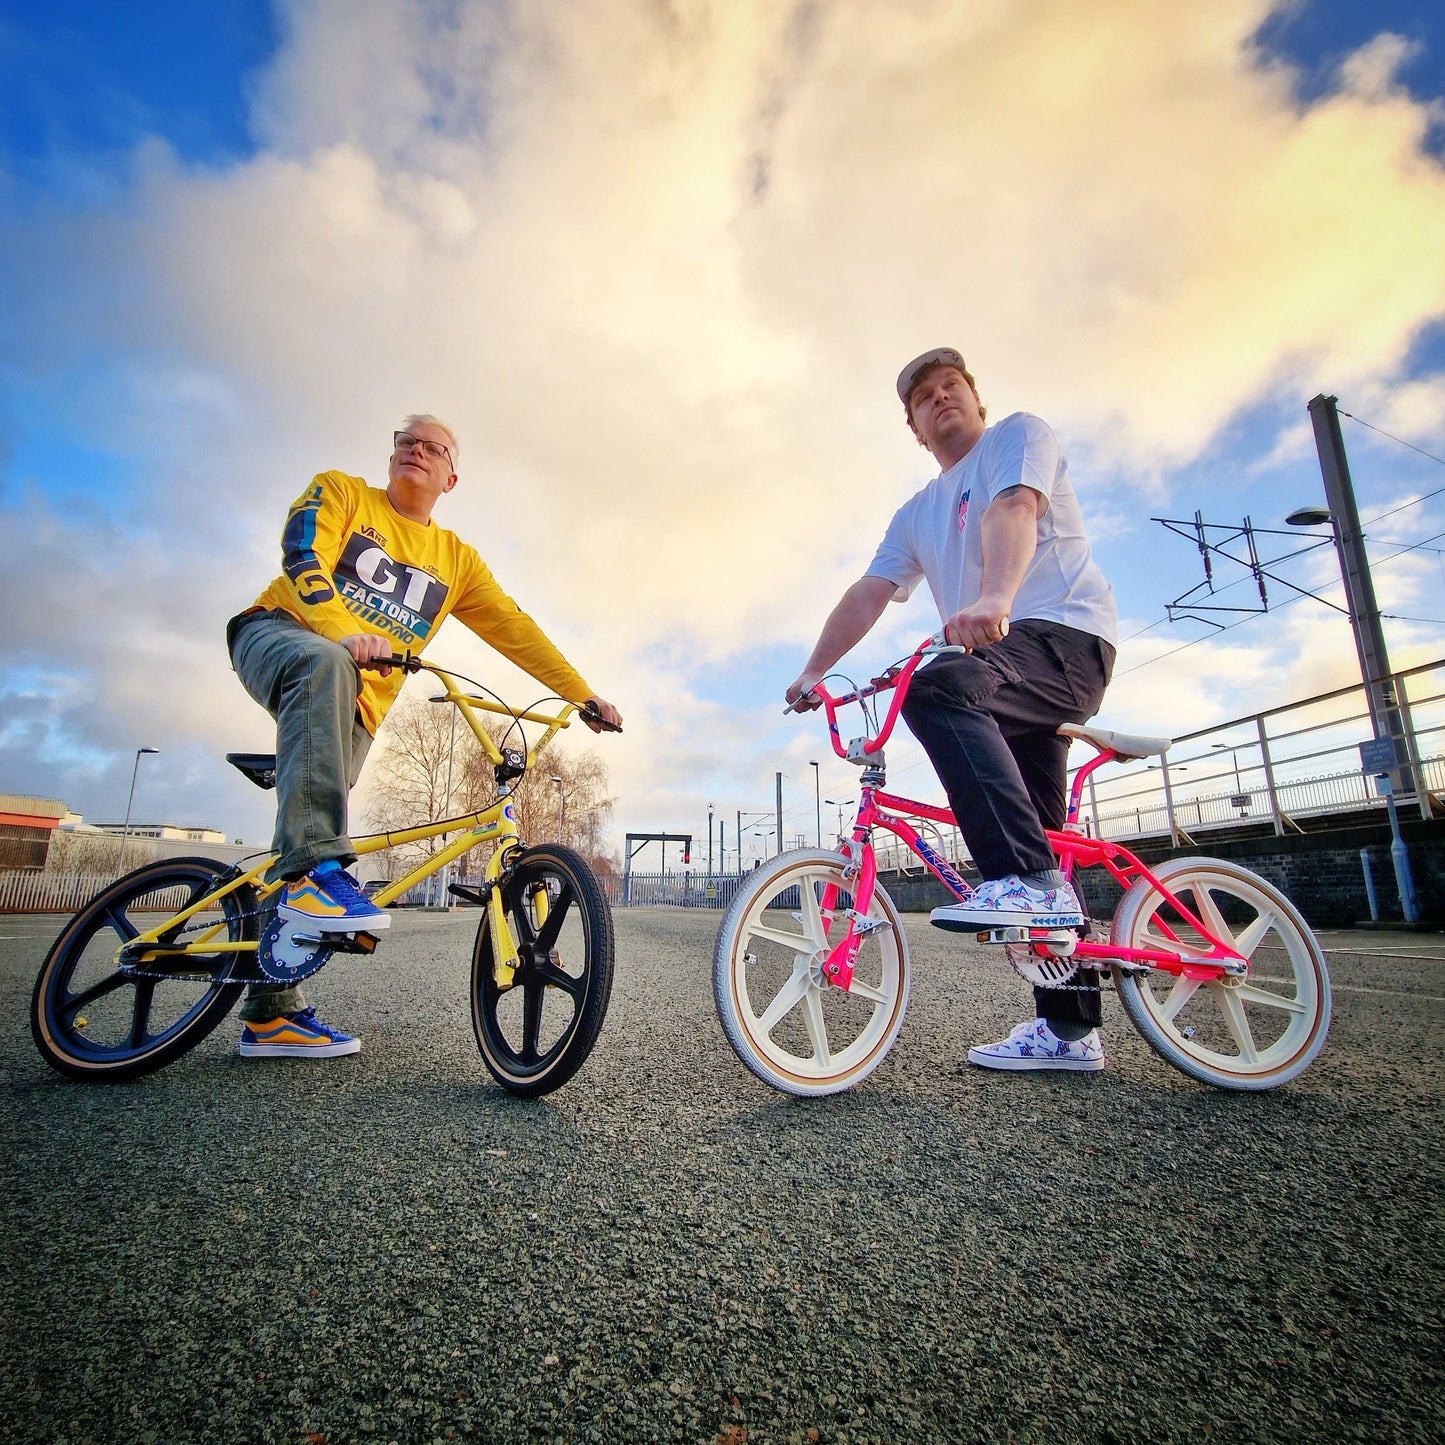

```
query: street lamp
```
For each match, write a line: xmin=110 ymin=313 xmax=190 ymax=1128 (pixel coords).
xmin=1293 ymin=396 xmax=1407 ymax=775
xmin=707 ymin=803 xmax=714 ymax=875
xmin=117 ymin=747 xmax=159 ymax=875
xmin=430 ymin=694 xmax=460 ymax=905
xmin=809 ymin=761 xmax=821 ymax=848
xmin=1290 ymin=395 xmax=1419 ymax=921
xmin=1211 ymin=743 xmax=1249 ymax=813
xmin=825 ymin=798 xmax=852 ymax=840
xmin=1210 ymin=742 xmax=1242 ymax=789
xmin=550 ymin=775 xmax=566 ymax=840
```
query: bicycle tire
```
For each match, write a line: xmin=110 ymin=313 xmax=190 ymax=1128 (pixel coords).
xmin=470 ymin=843 xmax=614 ymax=1097
xmin=713 ymin=848 xmax=911 ymax=1097
xmin=31 ymin=856 xmax=257 ymax=1083
xmin=1111 ymin=856 xmax=1331 ymax=1090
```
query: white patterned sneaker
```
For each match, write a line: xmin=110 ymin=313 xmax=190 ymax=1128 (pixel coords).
xmin=967 ymin=1017 xmax=1105 ymax=1072
xmin=930 ymin=875 xmax=1084 ymax=930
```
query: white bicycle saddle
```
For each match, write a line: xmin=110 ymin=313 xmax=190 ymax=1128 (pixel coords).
xmin=1057 ymin=723 xmax=1172 ymax=760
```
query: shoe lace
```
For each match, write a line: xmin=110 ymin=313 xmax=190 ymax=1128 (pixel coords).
xmin=320 ymin=869 xmax=370 ymax=908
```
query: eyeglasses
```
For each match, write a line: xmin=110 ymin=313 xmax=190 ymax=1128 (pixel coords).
xmin=393 ymin=432 xmax=454 ymax=468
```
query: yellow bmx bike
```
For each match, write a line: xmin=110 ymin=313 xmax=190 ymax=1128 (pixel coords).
xmin=30 ymin=656 xmax=619 ymax=1096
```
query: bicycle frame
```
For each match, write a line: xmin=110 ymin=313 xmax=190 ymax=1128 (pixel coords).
xmin=117 ymin=660 xmax=590 ymax=988
xmin=803 ymin=643 xmax=1248 ymax=992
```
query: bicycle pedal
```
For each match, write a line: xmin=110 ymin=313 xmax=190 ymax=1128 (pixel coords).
xmin=976 ymin=925 xmax=1078 ymax=957
xmin=329 ymin=932 xmax=379 ymax=955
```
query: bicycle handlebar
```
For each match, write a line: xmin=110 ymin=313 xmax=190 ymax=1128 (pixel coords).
xmin=796 ymin=635 xmax=968 ymax=760
xmin=357 ymin=654 xmax=621 ymax=773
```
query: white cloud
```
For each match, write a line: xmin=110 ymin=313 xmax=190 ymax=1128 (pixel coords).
xmin=3 ymin=0 xmax=1444 ymax=844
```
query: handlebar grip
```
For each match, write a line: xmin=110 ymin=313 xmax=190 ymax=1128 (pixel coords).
xmin=358 ymin=651 xmax=419 ymax=673
xmin=581 ymin=705 xmax=623 ymax=733
xmin=923 ymin=618 xmax=1008 ymax=652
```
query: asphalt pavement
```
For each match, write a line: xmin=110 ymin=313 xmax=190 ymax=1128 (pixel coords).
xmin=2 ymin=907 xmax=1442 ymax=1444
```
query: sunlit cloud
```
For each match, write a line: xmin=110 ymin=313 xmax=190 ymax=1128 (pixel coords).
xmin=2 ymin=0 xmax=1443 ymax=840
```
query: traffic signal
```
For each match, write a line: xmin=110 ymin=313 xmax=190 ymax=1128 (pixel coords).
xmin=683 ymin=842 xmax=691 ymax=864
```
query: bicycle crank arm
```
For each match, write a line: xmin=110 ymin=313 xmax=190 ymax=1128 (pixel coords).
xmin=447 ymin=882 xmax=492 ymax=906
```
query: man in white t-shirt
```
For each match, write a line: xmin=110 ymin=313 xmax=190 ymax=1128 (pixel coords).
xmin=786 ymin=348 xmax=1117 ymax=1072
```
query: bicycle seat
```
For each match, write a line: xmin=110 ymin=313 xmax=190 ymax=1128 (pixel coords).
xmin=1058 ymin=723 xmax=1171 ymax=760
xmin=226 ymin=752 xmax=277 ymax=790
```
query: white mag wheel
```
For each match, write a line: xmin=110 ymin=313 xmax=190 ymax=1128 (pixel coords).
xmin=1111 ymin=856 xmax=1331 ymax=1090
xmin=713 ymin=849 xmax=910 ymax=1097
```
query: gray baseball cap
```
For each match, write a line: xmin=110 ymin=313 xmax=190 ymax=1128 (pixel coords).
xmin=896 ymin=347 xmax=967 ymax=404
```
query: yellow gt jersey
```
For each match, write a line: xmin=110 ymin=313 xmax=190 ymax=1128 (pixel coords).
xmin=250 ymin=470 xmax=592 ymax=734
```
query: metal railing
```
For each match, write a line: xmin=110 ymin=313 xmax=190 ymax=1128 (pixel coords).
xmin=1077 ymin=658 xmax=1444 ymax=845
xmin=604 ymin=873 xmax=744 ymax=909
xmin=0 ymin=872 xmax=228 ymax=915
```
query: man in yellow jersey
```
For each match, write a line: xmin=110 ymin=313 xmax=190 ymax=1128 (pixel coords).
xmin=227 ymin=415 xmax=622 ymax=1059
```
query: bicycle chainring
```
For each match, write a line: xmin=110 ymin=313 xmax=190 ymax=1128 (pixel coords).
xmin=258 ymin=912 xmax=336 ymax=984
xmin=1004 ymin=941 xmax=1081 ymax=990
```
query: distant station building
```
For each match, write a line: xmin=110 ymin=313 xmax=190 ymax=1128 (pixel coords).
xmin=0 ymin=795 xmax=68 ymax=870
xmin=89 ymin=821 xmax=230 ymax=845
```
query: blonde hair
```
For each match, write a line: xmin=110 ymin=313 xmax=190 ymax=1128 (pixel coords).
xmin=400 ymin=414 xmax=459 ymax=467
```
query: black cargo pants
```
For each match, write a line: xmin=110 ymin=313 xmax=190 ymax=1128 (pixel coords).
xmin=901 ymin=619 xmax=1115 ymax=1027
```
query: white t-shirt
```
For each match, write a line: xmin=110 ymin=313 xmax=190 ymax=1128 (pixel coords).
xmin=866 ymin=412 xmax=1117 ymax=644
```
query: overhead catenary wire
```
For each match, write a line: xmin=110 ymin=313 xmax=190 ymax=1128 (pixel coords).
xmin=1340 ymin=409 xmax=1445 ymax=473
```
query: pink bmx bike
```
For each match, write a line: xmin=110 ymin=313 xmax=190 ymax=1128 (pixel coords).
xmin=713 ymin=638 xmax=1331 ymax=1095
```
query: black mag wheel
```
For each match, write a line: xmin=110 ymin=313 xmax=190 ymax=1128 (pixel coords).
xmin=31 ymin=856 xmax=258 ymax=1083
xmin=470 ymin=844 xmax=614 ymax=1097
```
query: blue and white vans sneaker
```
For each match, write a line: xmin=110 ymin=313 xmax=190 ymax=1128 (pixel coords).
xmin=278 ymin=864 xmax=389 ymax=933
xmin=930 ymin=875 xmax=1084 ymax=931
xmin=968 ymin=1017 xmax=1105 ymax=1072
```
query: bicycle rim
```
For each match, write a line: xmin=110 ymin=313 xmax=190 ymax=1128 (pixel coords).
xmin=713 ymin=849 xmax=910 ymax=1097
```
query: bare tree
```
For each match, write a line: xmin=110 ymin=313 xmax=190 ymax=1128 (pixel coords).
xmin=451 ymin=716 xmax=619 ymax=876
xmin=364 ymin=693 xmax=476 ymax=878
xmin=364 ymin=695 xmax=618 ymax=879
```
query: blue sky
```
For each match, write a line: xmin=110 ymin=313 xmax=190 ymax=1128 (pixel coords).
xmin=1 ymin=0 xmax=1443 ymax=858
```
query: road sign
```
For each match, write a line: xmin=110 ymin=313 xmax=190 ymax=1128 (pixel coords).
xmin=1358 ymin=738 xmax=1396 ymax=775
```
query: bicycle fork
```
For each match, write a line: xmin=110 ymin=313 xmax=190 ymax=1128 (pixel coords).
xmin=816 ymin=803 xmax=890 ymax=992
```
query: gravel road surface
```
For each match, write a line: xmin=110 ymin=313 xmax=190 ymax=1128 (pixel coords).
xmin=3 ymin=906 xmax=1442 ymax=1444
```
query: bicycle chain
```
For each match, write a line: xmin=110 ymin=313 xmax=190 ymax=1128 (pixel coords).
xmin=121 ymin=881 xmax=500 ymax=986
xmin=123 ymin=901 xmax=337 ymax=985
